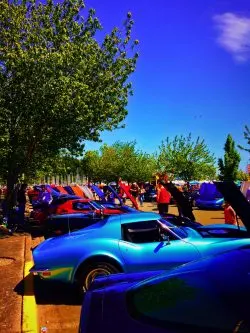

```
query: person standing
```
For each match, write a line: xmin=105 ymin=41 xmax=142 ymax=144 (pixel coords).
xmin=156 ymin=181 xmax=171 ymax=215
xmin=118 ymin=177 xmax=127 ymax=204
xmin=17 ymin=183 xmax=28 ymax=224
xmin=130 ymin=182 xmax=140 ymax=208
xmin=138 ymin=184 xmax=146 ymax=207
xmin=37 ymin=185 xmax=53 ymax=206
xmin=224 ymin=201 xmax=237 ymax=226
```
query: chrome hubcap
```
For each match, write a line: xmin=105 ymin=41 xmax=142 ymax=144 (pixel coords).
xmin=85 ymin=267 xmax=110 ymax=290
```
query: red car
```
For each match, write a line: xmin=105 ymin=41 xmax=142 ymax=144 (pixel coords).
xmin=31 ymin=197 xmax=136 ymax=224
xmin=52 ymin=198 xmax=123 ymax=215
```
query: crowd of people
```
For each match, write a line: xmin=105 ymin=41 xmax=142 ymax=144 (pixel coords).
xmin=119 ymin=180 xmax=241 ymax=226
xmin=0 ymin=179 xmax=248 ymax=229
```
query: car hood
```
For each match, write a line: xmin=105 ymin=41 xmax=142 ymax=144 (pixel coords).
xmin=164 ymin=182 xmax=194 ymax=215
xmin=214 ymin=181 xmax=250 ymax=232
xmin=198 ymin=224 xmax=247 ymax=231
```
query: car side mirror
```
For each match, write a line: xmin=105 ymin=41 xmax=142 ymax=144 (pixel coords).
xmin=161 ymin=233 xmax=171 ymax=245
xmin=165 ymin=235 xmax=171 ymax=245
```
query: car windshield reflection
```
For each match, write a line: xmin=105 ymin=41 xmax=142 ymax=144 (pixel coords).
xmin=159 ymin=218 xmax=188 ymax=239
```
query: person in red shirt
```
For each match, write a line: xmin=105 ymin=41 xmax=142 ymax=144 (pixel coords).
xmin=156 ymin=181 xmax=171 ymax=215
xmin=224 ymin=201 xmax=237 ymax=226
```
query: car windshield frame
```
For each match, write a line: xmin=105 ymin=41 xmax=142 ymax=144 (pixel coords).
xmin=158 ymin=218 xmax=188 ymax=239
xmin=90 ymin=200 xmax=104 ymax=209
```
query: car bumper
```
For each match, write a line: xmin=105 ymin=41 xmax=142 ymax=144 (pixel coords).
xmin=30 ymin=265 xmax=53 ymax=278
xmin=30 ymin=264 xmax=73 ymax=282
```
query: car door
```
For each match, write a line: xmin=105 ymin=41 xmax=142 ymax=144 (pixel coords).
xmin=119 ymin=220 xmax=201 ymax=273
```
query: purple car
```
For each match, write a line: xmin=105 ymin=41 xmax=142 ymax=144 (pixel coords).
xmin=79 ymin=247 xmax=250 ymax=333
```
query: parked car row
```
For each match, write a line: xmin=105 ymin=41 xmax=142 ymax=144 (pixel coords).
xmin=29 ymin=181 xmax=250 ymax=332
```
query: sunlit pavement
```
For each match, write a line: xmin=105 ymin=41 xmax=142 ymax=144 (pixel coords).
xmin=0 ymin=203 xmax=234 ymax=332
xmin=0 ymin=234 xmax=27 ymax=332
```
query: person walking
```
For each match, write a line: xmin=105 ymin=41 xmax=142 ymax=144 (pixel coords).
xmin=156 ymin=181 xmax=171 ymax=215
xmin=138 ymin=184 xmax=146 ymax=207
xmin=224 ymin=201 xmax=237 ymax=226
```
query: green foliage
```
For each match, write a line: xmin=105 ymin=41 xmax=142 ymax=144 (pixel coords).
xmin=238 ymin=125 xmax=250 ymax=154
xmin=218 ymin=134 xmax=241 ymax=181
xmin=157 ymin=134 xmax=216 ymax=181
xmin=81 ymin=141 xmax=157 ymax=183
xmin=31 ymin=149 xmax=82 ymax=180
xmin=236 ymin=170 xmax=249 ymax=181
xmin=81 ymin=150 xmax=102 ymax=183
xmin=0 ymin=0 xmax=138 ymax=191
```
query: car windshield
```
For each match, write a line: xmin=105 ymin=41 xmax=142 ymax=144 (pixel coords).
xmin=100 ymin=203 xmax=120 ymax=209
xmin=100 ymin=203 xmax=136 ymax=212
xmin=159 ymin=218 xmax=188 ymax=239
xmin=91 ymin=201 xmax=104 ymax=209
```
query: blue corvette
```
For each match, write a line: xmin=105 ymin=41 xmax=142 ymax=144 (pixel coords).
xmin=79 ymin=248 xmax=250 ymax=333
xmin=195 ymin=183 xmax=224 ymax=209
xmin=31 ymin=204 xmax=250 ymax=290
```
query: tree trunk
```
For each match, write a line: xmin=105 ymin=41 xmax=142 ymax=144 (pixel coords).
xmin=5 ymin=168 xmax=19 ymax=215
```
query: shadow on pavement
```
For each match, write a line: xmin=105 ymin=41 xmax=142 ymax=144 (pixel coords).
xmin=34 ymin=279 xmax=83 ymax=305
xmin=29 ymin=225 xmax=45 ymax=238
xmin=14 ymin=275 xmax=83 ymax=305
xmin=14 ymin=276 xmax=25 ymax=296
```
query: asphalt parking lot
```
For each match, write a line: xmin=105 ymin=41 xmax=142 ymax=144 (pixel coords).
xmin=0 ymin=202 xmax=233 ymax=332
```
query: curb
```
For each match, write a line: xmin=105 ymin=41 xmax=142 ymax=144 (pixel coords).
xmin=22 ymin=235 xmax=38 ymax=333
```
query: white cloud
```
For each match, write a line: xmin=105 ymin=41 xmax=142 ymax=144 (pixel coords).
xmin=213 ymin=13 xmax=250 ymax=63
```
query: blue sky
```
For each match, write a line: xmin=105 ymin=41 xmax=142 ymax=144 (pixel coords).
xmin=84 ymin=0 xmax=250 ymax=170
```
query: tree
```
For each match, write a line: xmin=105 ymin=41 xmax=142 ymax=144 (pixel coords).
xmin=82 ymin=141 xmax=157 ymax=183
xmin=82 ymin=150 xmax=102 ymax=183
xmin=32 ymin=150 xmax=83 ymax=183
xmin=238 ymin=125 xmax=250 ymax=154
xmin=0 ymin=0 xmax=138 ymax=206
xmin=237 ymin=170 xmax=249 ymax=181
xmin=157 ymin=134 xmax=216 ymax=181
xmin=218 ymin=134 xmax=241 ymax=181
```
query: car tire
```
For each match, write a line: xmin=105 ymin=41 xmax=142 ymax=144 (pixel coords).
xmin=78 ymin=262 xmax=120 ymax=292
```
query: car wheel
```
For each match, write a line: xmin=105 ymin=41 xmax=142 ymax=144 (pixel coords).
xmin=79 ymin=262 xmax=120 ymax=292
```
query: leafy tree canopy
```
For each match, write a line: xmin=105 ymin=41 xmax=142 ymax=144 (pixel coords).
xmin=0 ymin=0 xmax=138 ymax=195
xmin=218 ymin=134 xmax=241 ymax=181
xmin=28 ymin=149 xmax=83 ymax=183
xmin=238 ymin=125 xmax=250 ymax=154
xmin=157 ymin=134 xmax=216 ymax=181
xmin=237 ymin=169 xmax=249 ymax=181
xmin=82 ymin=141 xmax=157 ymax=183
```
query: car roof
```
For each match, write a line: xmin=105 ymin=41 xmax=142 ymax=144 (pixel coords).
xmin=117 ymin=212 xmax=161 ymax=225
